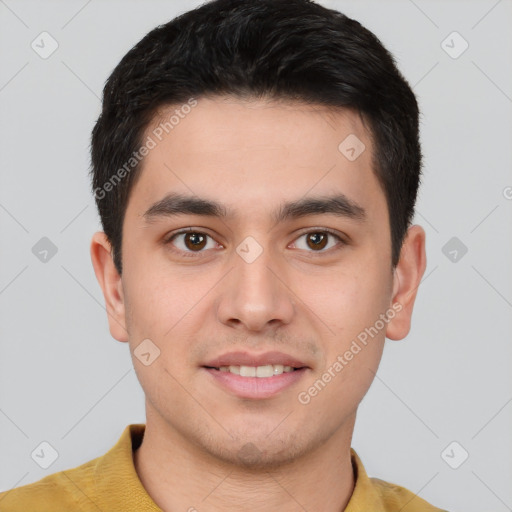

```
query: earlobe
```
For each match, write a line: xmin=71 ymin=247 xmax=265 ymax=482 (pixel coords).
xmin=90 ymin=231 xmax=129 ymax=342
xmin=385 ymin=225 xmax=427 ymax=341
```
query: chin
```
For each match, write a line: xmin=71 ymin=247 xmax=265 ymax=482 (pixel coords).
xmin=198 ymin=427 xmax=314 ymax=469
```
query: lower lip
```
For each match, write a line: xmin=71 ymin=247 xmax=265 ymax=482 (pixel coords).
xmin=203 ymin=367 xmax=308 ymax=399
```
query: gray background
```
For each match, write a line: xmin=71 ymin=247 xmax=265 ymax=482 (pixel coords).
xmin=1 ymin=1 xmax=511 ymax=510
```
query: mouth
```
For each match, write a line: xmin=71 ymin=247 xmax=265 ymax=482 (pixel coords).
xmin=202 ymin=350 xmax=310 ymax=372
xmin=201 ymin=350 xmax=310 ymax=399
xmin=203 ymin=364 xmax=305 ymax=377
xmin=202 ymin=364 xmax=309 ymax=400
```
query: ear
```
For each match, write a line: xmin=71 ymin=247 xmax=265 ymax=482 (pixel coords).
xmin=90 ymin=231 xmax=129 ymax=342
xmin=385 ymin=224 xmax=427 ymax=341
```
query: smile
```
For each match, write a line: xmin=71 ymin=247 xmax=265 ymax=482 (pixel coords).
xmin=203 ymin=366 xmax=308 ymax=399
xmin=208 ymin=364 xmax=299 ymax=377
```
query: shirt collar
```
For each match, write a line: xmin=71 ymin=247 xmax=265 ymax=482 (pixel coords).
xmin=94 ymin=424 xmax=161 ymax=511
xmin=95 ymin=423 xmax=387 ymax=511
xmin=345 ymin=447 xmax=388 ymax=511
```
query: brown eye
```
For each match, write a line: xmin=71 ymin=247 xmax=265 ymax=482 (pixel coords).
xmin=306 ymin=232 xmax=328 ymax=250
xmin=184 ymin=232 xmax=207 ymax=251
xmin=293 ymin=230 xmax=343 ymax=253
xmin=167 ymin=230 xmax=217 ymax=254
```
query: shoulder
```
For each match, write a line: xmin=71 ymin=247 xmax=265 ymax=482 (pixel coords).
xmin=0 ymin=424 xmax=147 ymax=512
xmin=0 ymin=457 xmax=100 ymax=512
xmin=370 ymin=477 xmax=449 ymax=511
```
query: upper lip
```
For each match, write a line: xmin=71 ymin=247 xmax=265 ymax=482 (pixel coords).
xmin=203 ymin=351 xmax=309 ymax=369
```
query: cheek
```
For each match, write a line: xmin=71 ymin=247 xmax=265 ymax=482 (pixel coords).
xmin=295 ymin=260 xmax=390 ymax=335
xmin=122 ymin=257 xmax=220 ymax=371
xmin=122 ymin=248 xmax=187 ymax=326
xmin=293 ymin=255 xmax=391 ymax=391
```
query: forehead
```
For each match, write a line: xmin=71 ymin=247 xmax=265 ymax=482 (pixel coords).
xmin=126 ymin=96 xmax=386 ymax=225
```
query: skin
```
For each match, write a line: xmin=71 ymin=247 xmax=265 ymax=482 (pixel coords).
xmin=90 ymin=96 xmax=426 ymax=512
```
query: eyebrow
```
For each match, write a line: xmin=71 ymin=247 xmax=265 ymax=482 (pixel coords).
xmin=142 ymin=192 xmax=367 ymax=224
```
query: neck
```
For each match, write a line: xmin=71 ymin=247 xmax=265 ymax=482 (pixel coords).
xmin=133 ymin=410 xmax=357 ymax=512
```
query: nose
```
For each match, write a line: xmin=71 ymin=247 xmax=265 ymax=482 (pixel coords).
xmin=216 ymin=243 xmax=295 ymax=333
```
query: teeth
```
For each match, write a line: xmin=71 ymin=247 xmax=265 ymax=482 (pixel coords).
xmin=217 ymin=364 xmax=296 ymax=377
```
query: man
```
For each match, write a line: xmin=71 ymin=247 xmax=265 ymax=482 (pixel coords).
xmin=0 ymin=0 xmax=448 ymax=510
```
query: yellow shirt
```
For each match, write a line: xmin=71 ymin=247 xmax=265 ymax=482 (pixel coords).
xmin=0 ymin=424 xmax=447 ymax=511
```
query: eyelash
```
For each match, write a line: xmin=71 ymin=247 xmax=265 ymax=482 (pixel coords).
xmin=163 ymin=228 xmax=346 ymax=258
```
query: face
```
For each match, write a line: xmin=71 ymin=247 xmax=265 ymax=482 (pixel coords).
xmin=92 ymin=96 xmax=425 ymax=469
